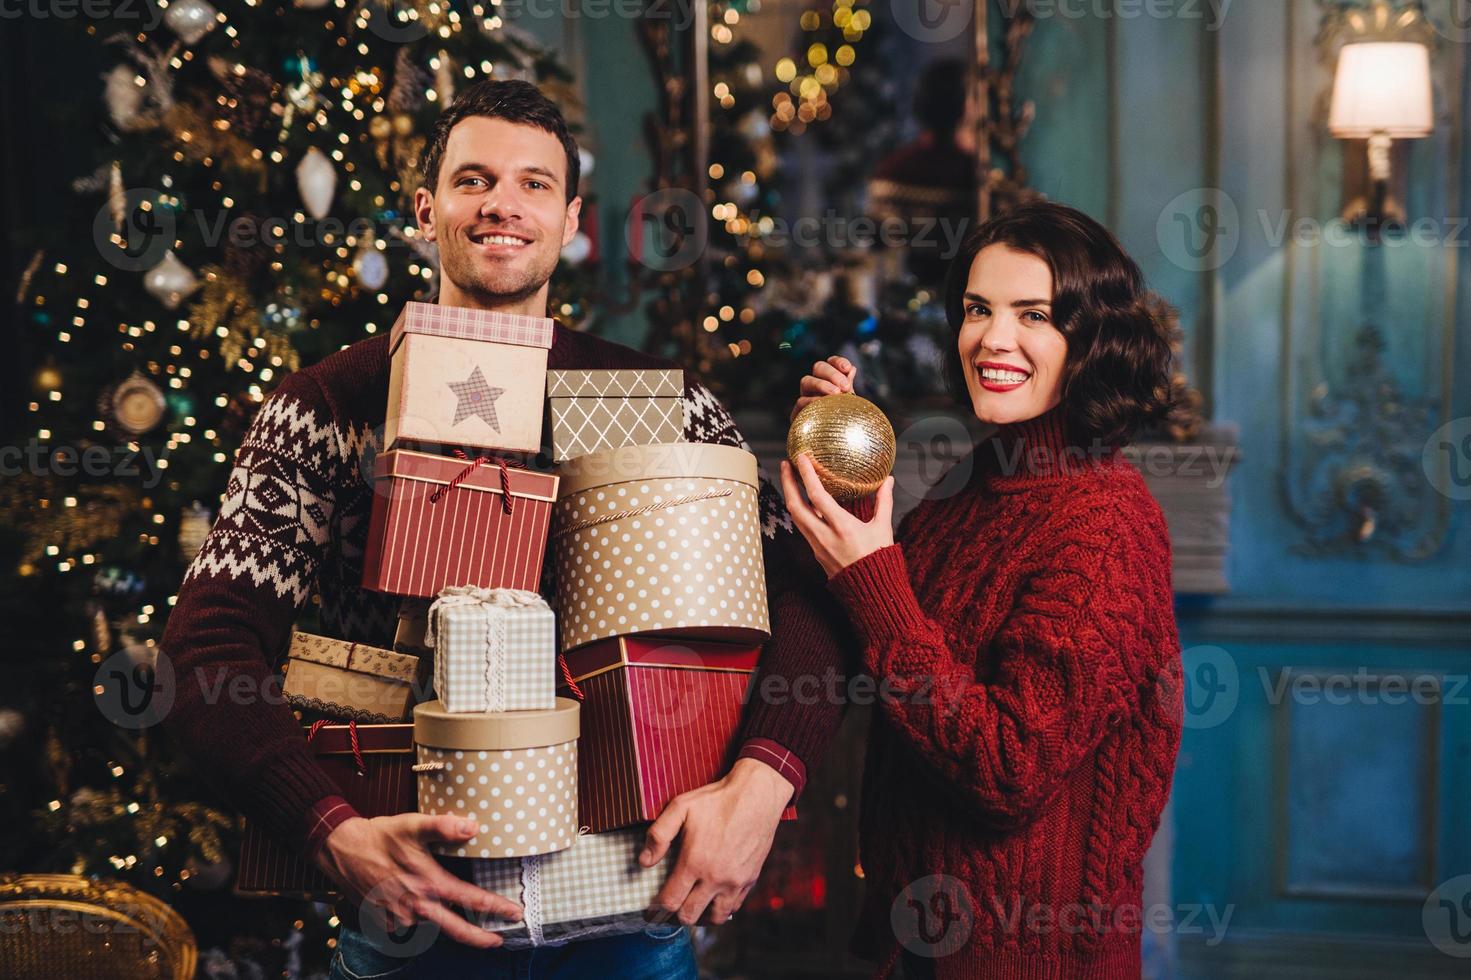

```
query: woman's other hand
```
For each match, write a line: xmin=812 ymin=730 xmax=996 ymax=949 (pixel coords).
xmin=792 ymin=355 xmax=857 ymax=420
xmin=780 ymin=453 xmax=894 ymax=577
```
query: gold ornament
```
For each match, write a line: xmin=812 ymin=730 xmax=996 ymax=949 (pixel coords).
xmin=786 ymin=393 xmax=896 ymax=503
xmin=108 ymin=370 xmax=166 ymax=435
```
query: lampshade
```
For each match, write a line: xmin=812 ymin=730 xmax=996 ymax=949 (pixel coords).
xmin=1329 ymin=42 xmax=1433 ymax=138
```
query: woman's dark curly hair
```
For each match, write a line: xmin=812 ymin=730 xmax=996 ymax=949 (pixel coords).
xmin=942 ymin=200 xmax=1181 ymax=448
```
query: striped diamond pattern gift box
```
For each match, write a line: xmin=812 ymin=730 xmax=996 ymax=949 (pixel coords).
xmin=469 ymin=825 xmax=674 ymax=947
xmin=545 ymin=369 xmax=684 ymax=462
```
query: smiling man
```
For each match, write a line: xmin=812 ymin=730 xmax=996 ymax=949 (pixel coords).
xmin=160 ymin=80 xmax=854 ymax=979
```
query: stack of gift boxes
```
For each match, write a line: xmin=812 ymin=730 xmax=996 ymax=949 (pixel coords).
xmin=238 ymin=302 xmax=788 ymax=945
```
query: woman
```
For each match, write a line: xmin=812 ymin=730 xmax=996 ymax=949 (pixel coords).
xmin=780 ymin=200 xmax=1184 ymax=979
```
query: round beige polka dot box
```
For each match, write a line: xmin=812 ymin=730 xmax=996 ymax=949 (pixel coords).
xmin=412 ymin=698 xmax=579 ymax=859
xmin=551 ymin=442 xmax=772 ymax=652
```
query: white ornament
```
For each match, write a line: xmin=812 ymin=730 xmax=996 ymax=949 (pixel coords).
xmin=295 ymin=147 xmax=336 ymax=219
xmin=560 ymin=231 xmax=592 ymax=267
xmin=104 ymin=64 xmax=145 ymax=130
xmin=143 ymin=250 xmax=199 ymax=310
xmin=577 ymin=146 xmax=595 ymax=179
xmin=353 ymin=243 xmax=390 ymax=290
xmin=163 ymin=0 xmax=219 ymax=45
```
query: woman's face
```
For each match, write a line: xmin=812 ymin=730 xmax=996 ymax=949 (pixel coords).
xmin=956 ymin=244 xmax=1068 ymax=426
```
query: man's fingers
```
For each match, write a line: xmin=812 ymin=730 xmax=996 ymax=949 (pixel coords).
xmin=428 ymin=872 xmax=523 ymax=922
xmin=402 ymin=813 xmax=476 ymax=845
xmin=417 ymin=897 xmax=503 ymax=949
xmin=640 ymin=799 xmax=687 ymax=868
xmin=648 ymin=865 xmax=699 ymax=924
xmin=676 ymin=880 xmax=721 ymax=926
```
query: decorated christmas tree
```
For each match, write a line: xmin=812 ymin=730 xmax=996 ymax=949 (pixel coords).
xmin=5 ymin=1 xmax=591 ymax=970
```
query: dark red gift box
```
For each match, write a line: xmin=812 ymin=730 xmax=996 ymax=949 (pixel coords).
xmin=235 ymin=723 xmax=415 ymax=898
xmin=362 ymin=448 xmax=558 ymax=598
xmin=559 ymin=636 xmax=796 ymax=833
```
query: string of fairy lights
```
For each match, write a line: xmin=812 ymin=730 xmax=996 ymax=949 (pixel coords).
xmin=702 ymin=0 xmax=873 ymax=358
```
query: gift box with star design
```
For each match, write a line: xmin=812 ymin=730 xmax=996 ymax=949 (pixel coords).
xmin=362 ymin=449 xmax=559 ymax=598
xmin=385 ymin=301 xmax=555 ymax=455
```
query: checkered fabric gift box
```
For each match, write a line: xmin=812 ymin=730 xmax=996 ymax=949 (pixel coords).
xmin=426 ymin=586 xmax=556 ymax=713
xmin=470 ymin=825 xmax=673 ymax=947
xmin=545 ymin=369 xmax=684 ymax=462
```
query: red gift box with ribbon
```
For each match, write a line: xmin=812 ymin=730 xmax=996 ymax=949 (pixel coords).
xmin=362 ymin=448 xmax=559 ymax=599
xmin=235 ymin=722 xmax=415 ymax=897
xmin=559 ymin=636 xmax=796 ymax=833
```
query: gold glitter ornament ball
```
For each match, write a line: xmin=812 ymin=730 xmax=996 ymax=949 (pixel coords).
xmin=786 ymin=393 xmax=897 ymax=503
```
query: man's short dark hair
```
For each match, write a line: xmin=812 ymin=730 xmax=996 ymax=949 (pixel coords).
xmin=419 ymin=79 xmax=581 ymax=203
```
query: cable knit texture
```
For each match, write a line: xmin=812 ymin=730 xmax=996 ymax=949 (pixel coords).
xmin=827 ymin=403 xmax=1183 ymax=980
xmin=159 ymin=320 xmax=845 ymax=853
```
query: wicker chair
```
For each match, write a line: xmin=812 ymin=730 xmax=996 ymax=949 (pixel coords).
xmin=0 ymin=874 xmax=196 ymax=980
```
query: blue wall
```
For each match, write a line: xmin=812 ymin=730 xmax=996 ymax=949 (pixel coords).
xmin=1015 ymin=0 xmax=1471 ymax=972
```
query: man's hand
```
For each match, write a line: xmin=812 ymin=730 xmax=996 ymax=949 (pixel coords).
xmin=314 ymin=813 xmax=523 ymax=949
xmin=641 ymin=758 xmax=794 ymax=927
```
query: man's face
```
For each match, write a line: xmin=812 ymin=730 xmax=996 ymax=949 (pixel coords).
xmin=415 ymin=116 xmax=580 ymax=308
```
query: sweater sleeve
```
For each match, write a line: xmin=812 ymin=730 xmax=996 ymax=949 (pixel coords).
xmin=680 ymin=380 xmax=859 ymax=799
xmin=826 ymin=535 xmax=1137 ymax=830
xmin=159 ymin=373 xmax=357 ymax=852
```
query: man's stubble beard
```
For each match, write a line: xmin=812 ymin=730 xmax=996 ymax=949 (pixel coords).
xmin=439 ymin=238 xmax=560 ymax=307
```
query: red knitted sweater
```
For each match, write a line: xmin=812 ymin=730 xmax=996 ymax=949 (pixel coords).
xmin=827 ymin=404 xmax=1182 ymax=979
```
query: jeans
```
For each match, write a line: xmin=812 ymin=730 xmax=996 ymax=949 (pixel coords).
xmin=327 ymin=923 xmax=697 ymax=980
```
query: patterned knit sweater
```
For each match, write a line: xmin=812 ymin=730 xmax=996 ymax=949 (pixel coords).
xmin=159 ymin=322 xmax=854 ymax=853
xmin=827 ymin=404 xmax=1183 ymax=979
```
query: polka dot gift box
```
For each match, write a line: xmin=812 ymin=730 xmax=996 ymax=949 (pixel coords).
xmin=412 ymin=698 xmax=579 ymax=859
xmin=551 ymin=442 xmax=772 ymax=652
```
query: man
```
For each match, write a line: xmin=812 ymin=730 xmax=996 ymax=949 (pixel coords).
xmin=160 ymin=80 xmax=852 ymax=978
